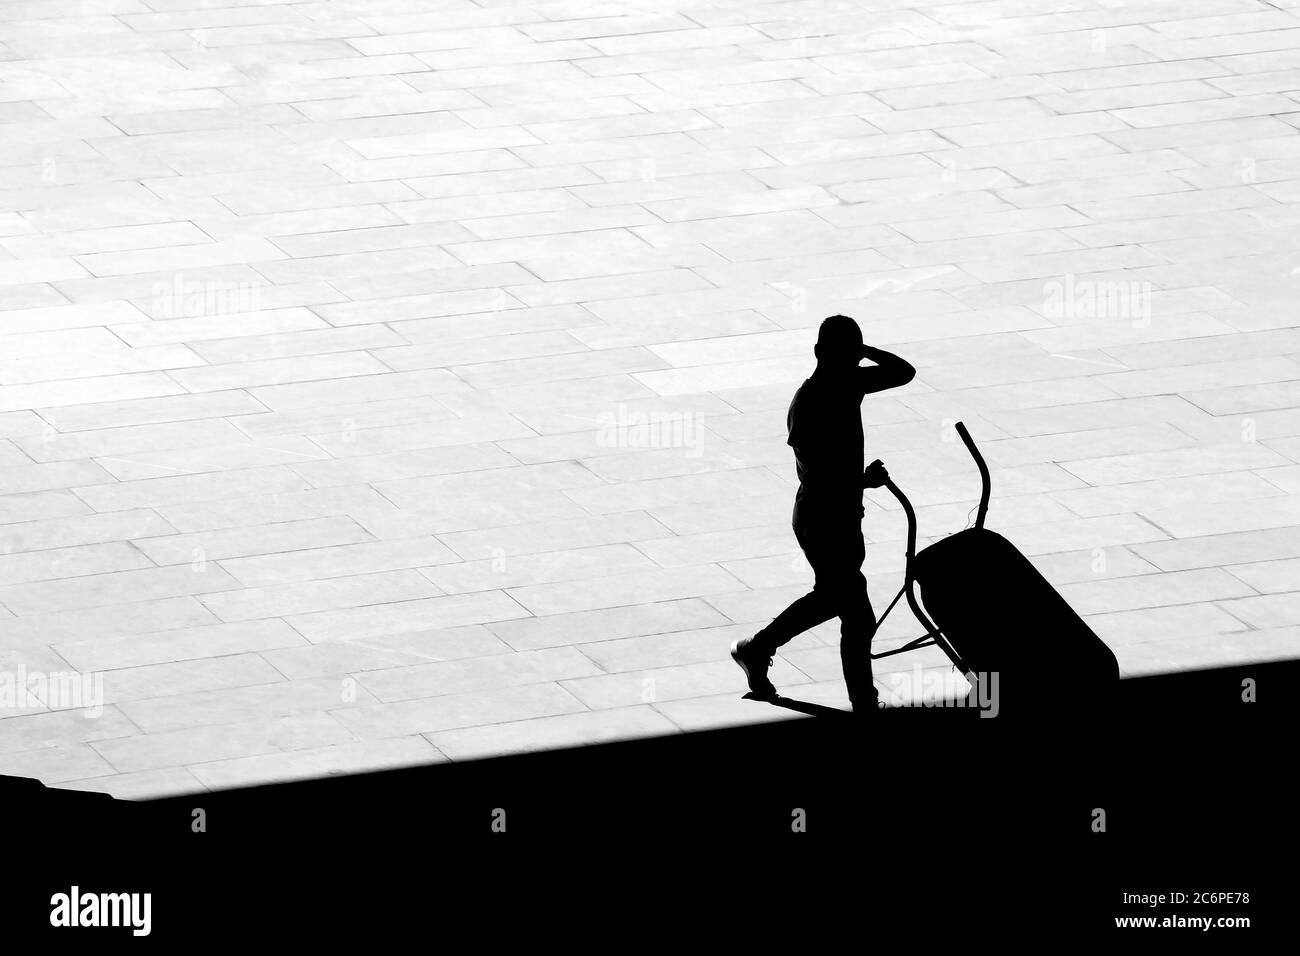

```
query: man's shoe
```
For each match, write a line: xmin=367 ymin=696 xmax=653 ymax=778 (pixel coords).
xmin=731 ymin=636 xmax=777 ymax=699
xmin=850 ymin=692 xmax=881 ymax=715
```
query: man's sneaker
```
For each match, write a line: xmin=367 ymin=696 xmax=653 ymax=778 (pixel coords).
xmin=731 ymin=636 xmax=777 ymax=699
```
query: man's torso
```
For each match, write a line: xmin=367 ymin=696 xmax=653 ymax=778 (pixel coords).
xmin=787 ymin=375 xmax=865 ymax=520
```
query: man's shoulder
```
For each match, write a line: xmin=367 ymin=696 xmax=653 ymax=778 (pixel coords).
xmin=787 ymin=378 xmax=815 ymax=415
xmin=789 ymin=377 xmax=816 ymax=406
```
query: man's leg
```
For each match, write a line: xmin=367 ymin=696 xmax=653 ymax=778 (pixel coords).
xmin=753 ymin=591 xmax=837 ymax=654
xmin=731 ymin=591 xmax=835 ymax=698
xmin=835 ymin=567 xmax=878 ymax=711
xmin=813 ymin=526 xmax=878 ymax=712
xmin=731 ymin=518 xmax=837 ymax=698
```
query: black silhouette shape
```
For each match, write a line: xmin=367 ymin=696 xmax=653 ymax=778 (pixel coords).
xmin=867 ymin=421 xmax=1121 ymax=717
xmin=731 ymin=315 xmax=915 ymax=713
xmin=731 ymin=314 xmax=1123 ymax=719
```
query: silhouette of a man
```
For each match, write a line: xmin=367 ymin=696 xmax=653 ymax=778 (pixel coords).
xmin=731 ymin=315 xmax=915 ymax=713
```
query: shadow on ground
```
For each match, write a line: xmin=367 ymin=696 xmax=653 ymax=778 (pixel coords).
xmin=9 ymin=659 xmax=1292 ymax=837
xmin=8 ymin=659 xmax=1291 ymax=937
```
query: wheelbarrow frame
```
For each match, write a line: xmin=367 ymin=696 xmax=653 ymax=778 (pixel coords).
xmin=867 ymin=421 xmax=989 ymax=682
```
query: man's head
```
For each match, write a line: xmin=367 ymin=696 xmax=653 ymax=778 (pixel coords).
xmin=813 ymin=314 xmax=863 ymax=373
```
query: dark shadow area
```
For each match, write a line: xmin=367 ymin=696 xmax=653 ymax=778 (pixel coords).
xmin=8 ymin=658 xmax=1292 ymax=939
xmin=6 ymin=659 xmax=1291 ymax=833
xmin=758 ymin=692 xmax=857 ymax=719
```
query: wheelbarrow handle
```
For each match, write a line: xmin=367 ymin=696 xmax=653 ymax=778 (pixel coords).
xmin=953 ymin=421 xmax=990 ymax=530
xmin=873 ymin=474 xmax=973 ymax=675
xmin=863 ymin=426 xmax=985 ymax=678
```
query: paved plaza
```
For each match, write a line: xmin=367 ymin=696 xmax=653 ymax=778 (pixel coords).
xmin=0 ymin=0 xmax=1298 ymax=797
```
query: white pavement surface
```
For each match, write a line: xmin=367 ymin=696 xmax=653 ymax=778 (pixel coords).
xmin=1 ymin=0 xmax=1298 ymax=798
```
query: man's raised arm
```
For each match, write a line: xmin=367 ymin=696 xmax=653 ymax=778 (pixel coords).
xmin=858 ymin=345 xmax=916 ymax=395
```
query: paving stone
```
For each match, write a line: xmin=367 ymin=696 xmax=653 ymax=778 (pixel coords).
xmin=91 ymin=711 xmax=359 ymax=774
xmin=424 ymin=705 xmax=679 ymax=762
xmin=185 ymin=737 xmax=445 ymax=790
xmin=117 ymin=679 xmax=378 ymax=736
xmin=1 ymin=0 xmax=1297 ymax=796
xmin=54 ymin=768 xmax=208 ymax=799
xmin=53 ymin=619 xmax=307 ymax=672
xmin=332 ymin=682 xmax=588 ymax=739
xmin=0 ymin=745 xmax=117 ymax=784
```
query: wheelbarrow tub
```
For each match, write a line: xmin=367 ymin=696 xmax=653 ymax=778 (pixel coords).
xmin=912 ymin=527 xmax=1120 ymax=695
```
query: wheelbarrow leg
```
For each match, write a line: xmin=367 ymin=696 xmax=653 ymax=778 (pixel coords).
xmin=872 ymin=469 xmax=974 ymax=681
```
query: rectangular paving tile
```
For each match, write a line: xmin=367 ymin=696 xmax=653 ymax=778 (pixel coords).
xmin=1216 ymin=592 xmax=1300 ymax=629
xmin=425 ymin=705 xmax=679 ymax=762
xmin=332 ymin=682 xmax=588 ymax=739
xmin=186 ymin=737 xmax=445 ymax=791
xmin=55 ymin=768 xmax=208 ymax=799
xmin=117 ymin=679 xmax=379 ymax=735
xmin=18 ymin=418 xmax=246 ymax=463
xmin=285 ymin=590 xmax=532 ymax=643
xmin=290 ymin=443 xmax=515 ymax=489
xmin=53 ymin=619 xmax=307 ymax=673
xmin=151 ymin=485 xmax=393 ymax=533
xmin=0 ymin=707 xmax=139 ymax=756
xmin=356 ymin=646 xmax=603 ymax=703
xmin=96 ymin=654 xmax=285 ymax=705
xmin=1117 ymin=626 xmax=1300 ymax=678
xmin=219 ymin=537 xmax=461 ymax=587
xmin=506 ymin=565 xmax=744 ymax=616
xmin=1225 ymin=557 xmax=1300 ymax=594
xmin=1086 ymin=603 xmax=1249 ymax=647
xmin=560 ymin=657 xmax=810 ymax=710
xmin=0 ymin=541 xmax=153 ymax=587
xmin=199 ymin=569 xmax=442 ymax=622
xmin=437 ymin=512 xmax=668 ymax=560
xmin=259 ymin=627 xmax=514 ymax=681
xmin=486 ymin=597 xmax=731 ymax=651
xmin=1058 ymin=568 xmax=1258 ymax=616
xmin=564 ymin=467 xmax=790 ymax=514
xmin=1132 ymin=526 xmax=1300 ymax=571
xmin=72 ymin=466 xmax=311 ymax=512
xmin=40 ymin=391 xmax=268 ymax=432
xmin=92 ymin=711 xmax=358 ymax=774
xmin=0 ymin=564 xmax=242 ymax=615
xmin=423 ymin=542 xmax=657 ymax=594
xmin=92 ymin=436 xmax=332 ymax=482
xmin=0 ymin=745 xmax=117 ymax=784
xmin=133 ymin=515 xmax=370 ymax=564
xmin=1134 ymin=497 xmax=1300 ymax=538
xmin=0 ymin=597 xmax=219 ymax=649
xmin=1051 ymin=472 xmax=1284 ymax=518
